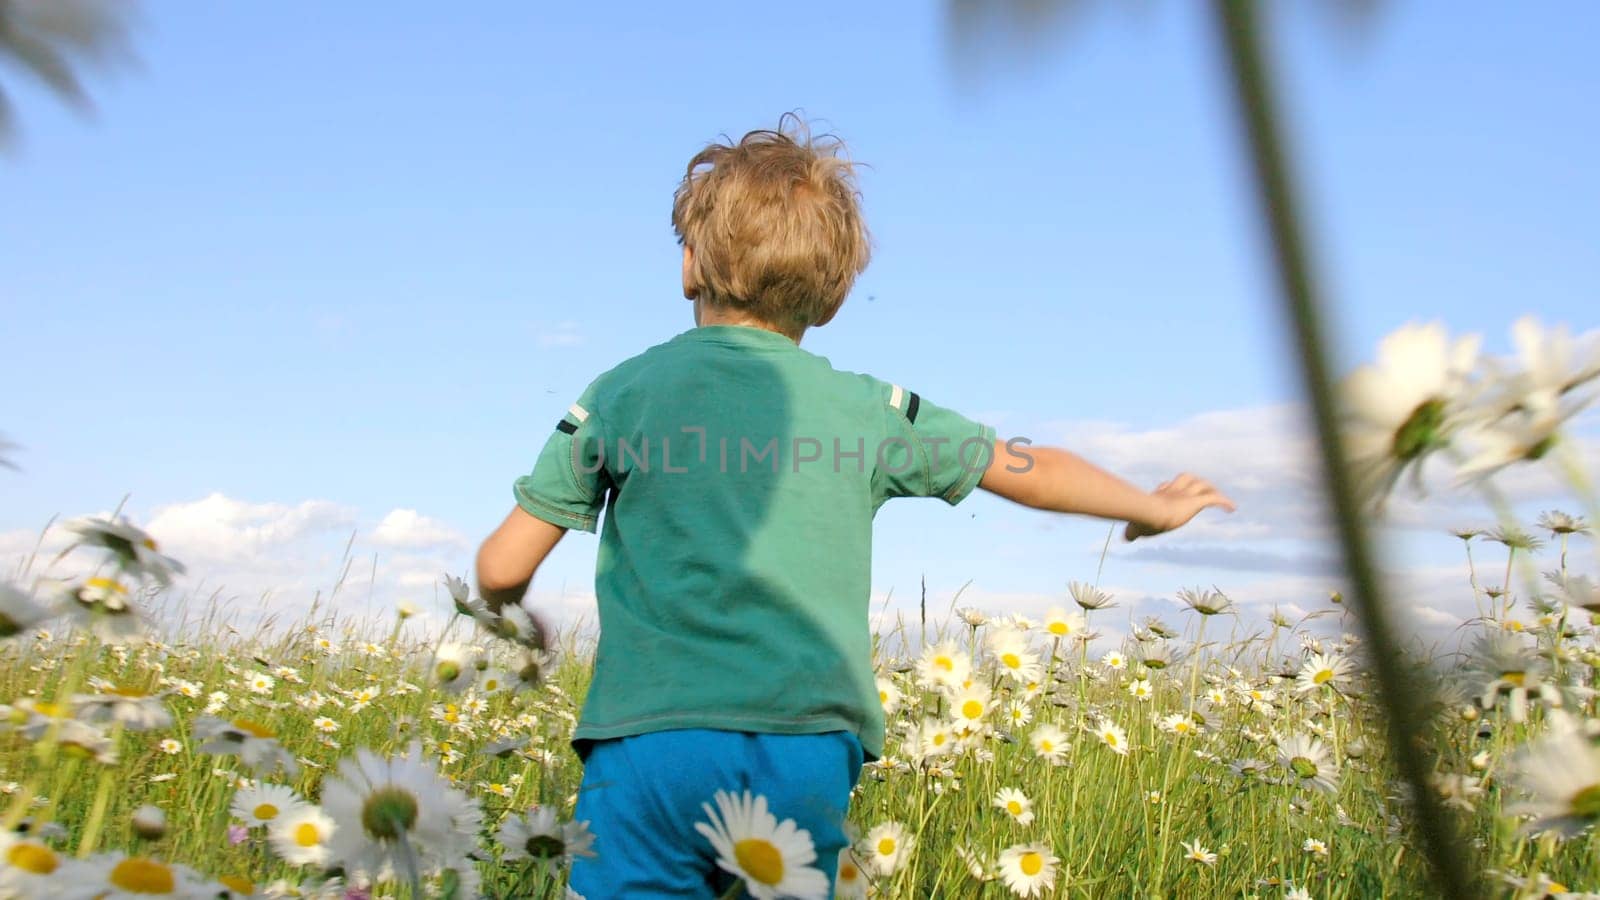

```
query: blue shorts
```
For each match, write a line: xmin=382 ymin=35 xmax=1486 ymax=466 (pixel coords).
xmin=566 ymin=728 xmax=865 ymax=899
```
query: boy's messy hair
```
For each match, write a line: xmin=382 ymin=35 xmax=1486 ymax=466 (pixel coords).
xmin=671 ymin=113 xmax=871 ymax=332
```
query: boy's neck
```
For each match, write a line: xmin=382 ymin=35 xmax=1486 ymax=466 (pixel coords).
xmin=694 ymin=298 xmax=804 ymax=344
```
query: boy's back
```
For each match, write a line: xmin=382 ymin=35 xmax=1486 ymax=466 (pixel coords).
xmin=519 ymin=321 xmax=993 ymax=763
xmin=474 ymin=114 xmax=1232 ymax=898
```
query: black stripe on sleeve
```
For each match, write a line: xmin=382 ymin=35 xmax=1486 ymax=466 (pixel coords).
xmin=556 ymin=419 xmax=578 ymax=434
xmin=906 ymin=392 xmax=921 ymax=424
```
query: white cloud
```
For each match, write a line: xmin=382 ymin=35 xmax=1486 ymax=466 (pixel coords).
xmin=372 ymin=509 xmax=468 ymax=552
xmin=534 ymin=320 xmax=585 ymax=349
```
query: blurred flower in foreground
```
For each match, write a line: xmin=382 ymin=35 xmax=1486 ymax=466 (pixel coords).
xmin=65 ymin=516 xmax=185 ymax=585
xmin=194 ymin=716 xmax=298 ymax=777
xmin=320 ymin=742 xmax=482 ymax=882
xmin=1507 ymin=713 xmax=1600 ymax=838
xmin=0 ymin=583 xmax=54 ymax=640
xmin=1341 ymin=322 xmax=1480 ymax=507
xmin=694 ymin=789 xmax=828 ymax=900
xmin=496 ymin=804 xmax=595 ymax=865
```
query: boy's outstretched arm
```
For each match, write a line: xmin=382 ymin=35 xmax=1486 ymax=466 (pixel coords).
xmin=476 ymin=506 xmax=567 ymax=613
xmin=978 ymin=439 xmax=1235 ymax=540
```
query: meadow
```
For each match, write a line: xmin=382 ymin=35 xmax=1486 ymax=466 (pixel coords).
xmin=3 ymin=318 xmax=1599 ymax=899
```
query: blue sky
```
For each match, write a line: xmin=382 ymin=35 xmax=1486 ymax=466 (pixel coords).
xmin=2 ymin=3 xmax=1596 ymax=639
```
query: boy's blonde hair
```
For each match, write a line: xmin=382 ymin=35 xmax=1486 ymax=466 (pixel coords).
xmin=671 ymin=114 xmax=871 ymax=332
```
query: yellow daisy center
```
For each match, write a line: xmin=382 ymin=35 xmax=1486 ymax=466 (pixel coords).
xmin=877 ymin=837 xmax=897 ymax=856
xmin=6 ymin=842 xmax=58 ymax=875
xmin=1020 ymin=852 xmax=1043 ymax=876
xmin=879 ymin=690 xmax=889 ymax=703
xmin=1048 ymin=622 xmax=1068 ymax=635
xmin=231 ymin=719 xmax=274 ymax=738
xmin=934 ymin=657 xmax=953 ymax=672
xmin=1501 ymin=671 xmax=1527 ymax=687
xmin=253 ymin=803 xmax=280 ymax=820
xmin=1039 ymin=740 xmax=1054 ymax=753
xmin=219 ymin=875 xmax=254 ymax=894
xmin=1001 ymin=653 xmax=1021 ymax=669
xmin=294 ymin=822 xmax=321 ymax=847
xmin=86 ymin=577 xmax=126 ymax=594
xmin=734 ymin=838 xmax=784 ymax=886
xmin=961 ymin=700 xmax=983 ymax=720
xmin=1313 ymin=669 xmax=1334 ymax=685
xmin=1104 ymin=733 xmax=1119 ymax=747
xmin=109 ymin=857 xmax=176 ymax=893
xmin=839 ymin=859 xmax=860 ymax=881
xmin=1006 ymin=800 xmax=1023 ymax=815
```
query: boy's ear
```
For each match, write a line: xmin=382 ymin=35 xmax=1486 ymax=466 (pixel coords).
xmin=681 ymin=245 xmax=699 ymax=300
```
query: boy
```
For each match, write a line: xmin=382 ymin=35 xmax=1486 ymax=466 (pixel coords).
xmin=476 ymin=115 xmax=1233 ymax=898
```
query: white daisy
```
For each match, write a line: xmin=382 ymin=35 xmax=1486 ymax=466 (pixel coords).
xmin=0 ymin=582 xmax=55 ymax=641
xmin=993 ymin=787 xmax=1035 ymax=826
xmin=231 ymin=783 xmax=305 ymax=828
xmin=319 ymin=742 xmax=483 ymax=880
xmin=497 ymin=805 xmax=596 ymax=864
xmin=1030 ymin=723 xmax=1070 ymax=765
xmin=914 ymin=640 xmax=970 ymax=692
xmin=1341 ymin=321 xmax=1481 ymax=505
xmin=1181 ymin=839 xmax=1216 ymax=866
xmin=1093 ymin=718 xmax=1129 ymax=756
xmin=1040 ymin=606 xmax=1085 ymax=639
xmin=996 ymin=842 xmax=1058 ymax=897
xmin=987 ymin=628 xmax=1043 ymax=685
xmin=266 ymin=805 xmax=337 ymax=867
xmin=1295 ymin=652 xmax=1354 ymax=694
xmin=860 ymin=821 xmax=912 ymax=877
xmin=693 ymin=790 xmax=828 ymax=900
xmin=1507 ymin=719 xmax=1600 ymax=838
xmin=431 ymin=644 xmax=479 ymax=694
xmin=833 ymin=846 xmax=868 ymax=899
xmin=64 ymin=516 xmax=186 ymax=586
xmin=1277 ymin=733 xmax=1339 ymax=795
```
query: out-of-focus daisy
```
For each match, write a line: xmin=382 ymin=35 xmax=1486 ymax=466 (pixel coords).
xmin=1178 ymin=587 xmax=1232 ymax=617
xmin=1158 ymin=714 xmax=1201 ymax=737
xmin=1101 ymin=650 xmax=1126 ymax=671
xmin=993 ymin=787 xmax=1035 ymax=826
xmin=950 ymin=682 xmax=993 ymax=731
xmin=195 ymin=717 xmax=298 ymax=776
xmin=875 ymin=675 xmax=902 ymax=716
xmin=1030 ymin=723 xmax=1069 ymax=765
xmin=1005 ymin=699 xmax=1033 ymax=730
xmin=246 ymin=673 xmax=276 ymax=695
xmin=497 ymin=805 xmax=596 ymax=865
xmin=432 ymin=644 xmax=479 ymax=694
xmin=693 ymin=790 xmax=827 ymax=900
xmin=914 ymin=640 xmax=970 ymax=692
xmin=64 ymin=516 xmax=186 ymax=585
xmin=911 ymin=719 xmax=956 ymax=762
xmin=1302 ymin=837 xmax=1329 ymax=859
xmin=987 ymin=628 xmax=1043 ymax=685
xmin=1127 ymin=679 xmax=1153 ymax=702
xmin=996 ymin=842 xmax=1058 ymax=897
xmin=158 ymin=738 xmax=182 ymax=755
xmin=73 ymin=687 xmax=173 ymax=731
xmin=0 ymin=582 xmax=55 ymax=640
xmin=231 ymin=783 xmax=306 ymax=828
xmin=320 ymin=742 xmax=482 ymax=880
xmin=834 ymin=846 xmax=868 ymax=899
xmin=477 ymin=669 xmax=511 ymax=696
xmin=1464 ymin=632 xmax=1560 ymax=723
xmin=444 ymin=574 xmax=489 ymax=620
xmin=312 ymin=717 xmax=339 ymax=735
xmin=268 ymin=800 xmax=337 ymax=864
xmin=861 ymin=821 xmax=912 ymax=877
xmin=1180 ymin=839 xmax=1217 ymax=866
xmin=1040 ymin=607 xmax=1085 ymax=639
xmin=1 ymin=830 xmax=74 ymax=895
xmin=59 ymin=577 xmax=146 ymax=645
xmin=1340 ymin=321 xmax=1480 ymax=505
xmin=1277 ymin=734 xmax=1339 ymax=795
xmin=1295 ymin=652 xmax=1353 ymax=694
xmin=75 ymin=853 xmax=216 ymax=897
xmin=1068 ymin=581 xmax=1116 ymax=611
xmin=1093 ymin=718 xmax=1129 ymax=756
xmin=1507 ymin=718 xmax=1600 ymax=838
xmin=1134 ymin=640 xmax=1176 ymax=671
xmin=956 ymin=606 xmax=987 ymax=627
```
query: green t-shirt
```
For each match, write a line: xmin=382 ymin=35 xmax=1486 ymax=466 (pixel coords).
xmin=513 ymin=324 xmax=995 ymax=761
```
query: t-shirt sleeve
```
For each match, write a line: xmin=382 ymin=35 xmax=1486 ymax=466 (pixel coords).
xmin=874 ymin=381 xmax=997 ymax=506
xmin=512 ymin=381 xmax=609 ymax=533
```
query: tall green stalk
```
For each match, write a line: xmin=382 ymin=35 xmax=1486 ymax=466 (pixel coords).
xmin=1208 ymin=2 xmax=1479 ymax=896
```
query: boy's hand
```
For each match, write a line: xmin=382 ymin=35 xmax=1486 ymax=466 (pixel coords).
xmin=1124 ymin=473 xmax=1236 ymax=542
